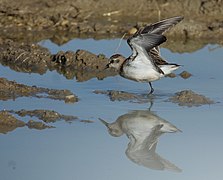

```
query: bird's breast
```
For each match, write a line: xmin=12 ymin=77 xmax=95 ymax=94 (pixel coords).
xmin=121 ymin=61 xmax=162 ymax=82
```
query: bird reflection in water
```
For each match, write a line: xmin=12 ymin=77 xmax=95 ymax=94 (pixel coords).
xmin=100 ymin=110 xmax=182 ymax=172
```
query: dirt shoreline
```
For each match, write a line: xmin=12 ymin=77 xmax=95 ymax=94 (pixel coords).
xmin=0 ymin=77 xmax=78 ymax=103
xmin=94 ymin=89 xmax=214 ymax=106
xmin=0 ymin=39 xmax=117 ymax=81
xmin=0 ymin=0 xmax=222 ymax=46
xmin=0 ymin=109 xmax=94 ymax=134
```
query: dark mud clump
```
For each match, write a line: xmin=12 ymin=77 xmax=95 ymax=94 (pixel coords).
xmin=0 ymin=110 xmax=55 ymax=134
xmin=169 ymin=90 xmax=214 ymax=107
xmin=166 ymin=73 xmax=177 ymax=78
xmin=0 ymin=109 xmax=93 ymax=134
xmin=94 ymin=90 xmax=139 ymax=101
xmin=0 ymin=77 xmax=78 ymax=103
xmin=50 ymin=49 xmax=118 ymax=81
xmin=179 ymin=71 xmax=192 ymax=79
xmin=12 ymin=109 xmax=78 ymax=123
xmin=0 ymin=110 xmax=26 ymax=134
xmin=26 ymin=120 xmax=55 ymax=130
xmin=94 ymin=90 xmax=152 ymax=103
xmin=0 ymin=38 xmax=117 ymax=81
xmin=80 ymin=120 xmax=94 ymax=123
xmin=0 ymin=39 xmax=51 ymax=74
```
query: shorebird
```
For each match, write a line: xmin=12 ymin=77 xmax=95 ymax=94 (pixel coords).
xmin=106 ymin=16 xmax=184 ymax=94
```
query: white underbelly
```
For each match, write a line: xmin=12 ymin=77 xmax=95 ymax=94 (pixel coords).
xmin=122 ymin=65 xmax=162 ymax=82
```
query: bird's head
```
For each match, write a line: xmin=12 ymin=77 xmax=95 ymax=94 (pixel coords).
xmin=99 ymin=118 xmax=123 ymax=137
xmin=106 ymin=54 xmax=125 ymax=70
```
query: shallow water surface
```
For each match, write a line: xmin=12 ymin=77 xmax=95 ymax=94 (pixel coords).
xmin=1 ymin=39 xmax=223 ymax=180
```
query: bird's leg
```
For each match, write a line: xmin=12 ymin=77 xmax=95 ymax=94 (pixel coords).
xmin=149 ymin=82 xmax=154 ymax=94
xmin=148 ymin=101 xmax=154 ymax=111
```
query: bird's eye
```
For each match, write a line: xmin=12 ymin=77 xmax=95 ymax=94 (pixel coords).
xmin=115 ymin=59 xmax=120 ymax=63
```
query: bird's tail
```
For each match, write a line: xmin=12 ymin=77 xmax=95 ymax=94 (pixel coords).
xmin=159 ymin=64 xmax=181 ymax=75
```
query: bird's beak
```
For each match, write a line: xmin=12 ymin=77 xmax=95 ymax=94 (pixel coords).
xmin=104 ymin=63 xmax=110 ymax=70
xmin=99 ymin=118 xmax=109 ymax=128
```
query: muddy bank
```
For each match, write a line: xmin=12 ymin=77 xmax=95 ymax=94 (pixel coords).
xmin=0 ymin=110 xmax=53 ymax=134
xmin=94 ymin=90 xmax=153 ymax=103
xmin=0 ymin=39 xmax=117 ymax=81
xmin=0 ymin=0 xmax=222 ymax=37
xmin=94 ymin=89 xmax=214 ymax=107
xmin=0 ymin=111 xmax=26 ymax=134
xmin=169 ymin=90 xmax=214 ymax=107
xmin=0 ymin=39 xmax=51 ymax=74
xmin=0 ymin=77 xmax=78 ymax=103
xmin=11 ymin=109 xmax=78 ymax=123
xmin=26 ymin=120 xmax=55 ymax=130
xmin=0 ymin=109 xmax=94 ymax=134
xmin=50 ymin=49 xmax=117 ymax=81
xmin=0 ymin=0 xmax=222 ymax=52
xmin=179 ymin=71 xmax=192 ymax=79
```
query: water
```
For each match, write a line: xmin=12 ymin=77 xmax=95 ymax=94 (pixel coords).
xmin=1 ymin=38 xmax=223 ymax=180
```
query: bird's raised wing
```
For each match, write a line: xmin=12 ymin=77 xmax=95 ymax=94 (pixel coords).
xmin=126 ymin=16 xmax=183 ymax=73
xmin=138 ymin=16 xmax=184 ymax=35
xmin=127 ymin=34 xmax=166 ymax=74
xmin=127 ymin=16 xmax=184 ymax=57
xmin=130 ymin=34 xmax=166 ymax=52
xmin=127 ymin=33 xmax=166 ymax=57
xmin=149 ymin=48 xmax=169 ymax=65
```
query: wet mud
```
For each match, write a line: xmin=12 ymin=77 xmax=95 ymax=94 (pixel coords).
xmin=0 ymin=110 xmax=54 ymax=134
xmin=0 ymin=39 xmax=51 ymax=74
xmin=179 ymin=71 xmax=192 ymax=79
xmin=11 ymin=109 xmax=78 ymax=123
xmin=94 ymin=89 xmax=214 ymax=107
xmin=94 ymin=90 xmax=153 ymax=103
xmin=0 ymin=77 xmax=78 ymax=103
xmin=80 ymin=120 xmax=94 ymax=123
xmin=50 ymin=49 xmax=117 ymax=81
xmin=0 ymin=109 xmax=94 ymax=134
xmin=166 ymin=71 xmax=192 ymax=79
xmin=0 ymin=0 xmax=222 ymax=51
xmin=0 ymin=0 xmax=223 ymax=40
xmin=169 ymin=90 xmax=214 ymax=107
xmin=0 ymin=39 xmax=117 ymax=81
xmin=0 ymin=110 xmax=26 ymax=134
xmin=26 ymin=120 xmax=55 ymax=130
